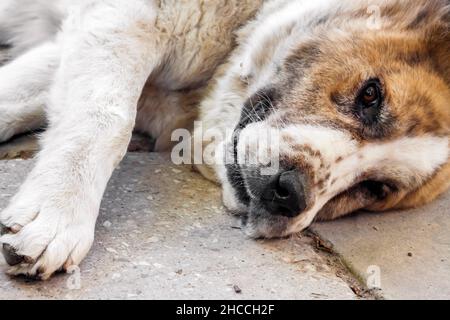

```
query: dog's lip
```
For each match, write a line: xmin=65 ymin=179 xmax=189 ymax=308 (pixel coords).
xmin=239 ymin=198 xmax=293 ymax=220
xmin=239 ymin=204 xmax=292 ymax=239
xmin=354 ymin=179 xmax=397 ymax=197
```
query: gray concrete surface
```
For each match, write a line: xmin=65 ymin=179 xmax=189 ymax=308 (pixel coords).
xmin=312 ymin=191 xmax=450 ymax=300
xmin=0 ymin=154 xmax=357 ymax=300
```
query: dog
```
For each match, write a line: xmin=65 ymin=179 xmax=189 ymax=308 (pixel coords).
xmin=0 ymin=0 xmax=448 ymax=280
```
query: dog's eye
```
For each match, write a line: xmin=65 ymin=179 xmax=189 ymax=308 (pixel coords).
xmin=362 ymin=85 xmax=377 ymax=105
xmin=356 ymin=80 xmax=383 ymax=124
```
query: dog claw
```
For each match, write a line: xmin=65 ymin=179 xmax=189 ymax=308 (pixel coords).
xmin=1 ymin=223 xmax=28 ymax=266
xmin=2 ymin=243 xmax=25 ymax=266
xmin=0 ymin=224 xmax=8 ymax=236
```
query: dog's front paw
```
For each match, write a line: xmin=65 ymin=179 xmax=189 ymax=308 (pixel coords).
xmin=0 ymin=185 xmax=97 ymax=280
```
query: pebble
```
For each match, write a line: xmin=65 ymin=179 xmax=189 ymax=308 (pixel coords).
xmin=147 ymin=236 xmax=160 ymax=243
xmin=106 ymin=247 xmax=118 ymax=254
xmin=233 ymin=285 xmax=242 ymax=294
xmin=103 ymin=221 xmax=112 ymax=228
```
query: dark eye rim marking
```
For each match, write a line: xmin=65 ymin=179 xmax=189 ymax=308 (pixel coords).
xmin=233 ymin=88 xmax=278 ymax=164
xmin=236 ymin=88 xmax=278 ymax=131
xmin=355 ymin=78 xmax=384 ymax=125
xmin=226 ymin=88 xmax=278 ymax=206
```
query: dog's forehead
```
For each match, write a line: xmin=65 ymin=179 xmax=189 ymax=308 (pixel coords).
xmin=236 ymin=1 xmax=449 ymax=143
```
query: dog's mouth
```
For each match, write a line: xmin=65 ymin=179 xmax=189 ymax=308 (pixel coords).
xmin=356 ymin=180 xmax=397 ymax=200
xmin=234 ymin=179 xmax=394 ymax=214
xmin=225 ymin=166 xmax=398 ymax=238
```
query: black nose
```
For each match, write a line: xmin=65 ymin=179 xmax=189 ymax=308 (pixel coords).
xmin=260 ymin=170 xmax=307 ymax=217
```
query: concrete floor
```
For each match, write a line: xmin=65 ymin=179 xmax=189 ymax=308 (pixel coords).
xmin=0 ymin=154 xmax=357 ymax=300
xmin=312 ymin=189 xmax=450 ymax=300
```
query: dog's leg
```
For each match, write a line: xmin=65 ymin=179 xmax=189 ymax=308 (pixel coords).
xmin=0 ymin=42 xmax=59 ymax=142
xmin=0 ymin=1 xmax=160 ymax=279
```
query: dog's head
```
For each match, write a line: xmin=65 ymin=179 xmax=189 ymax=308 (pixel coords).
xmin=199 ymin=0 xmax=450 ymax=238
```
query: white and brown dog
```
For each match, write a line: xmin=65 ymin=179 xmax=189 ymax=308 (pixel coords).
xmin=0 ymin=0 xmax=448 ymax=280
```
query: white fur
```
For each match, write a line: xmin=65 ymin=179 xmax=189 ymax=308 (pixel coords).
xmin=240 ymin=0 xmax=337 ymax=91
xmin=0 ymin=0 xmax=69 ymax=58
xmin=0 ymin=42 xmax=59 ymax=142
xmin=0 ymin=0 xmax=159 ymax=279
